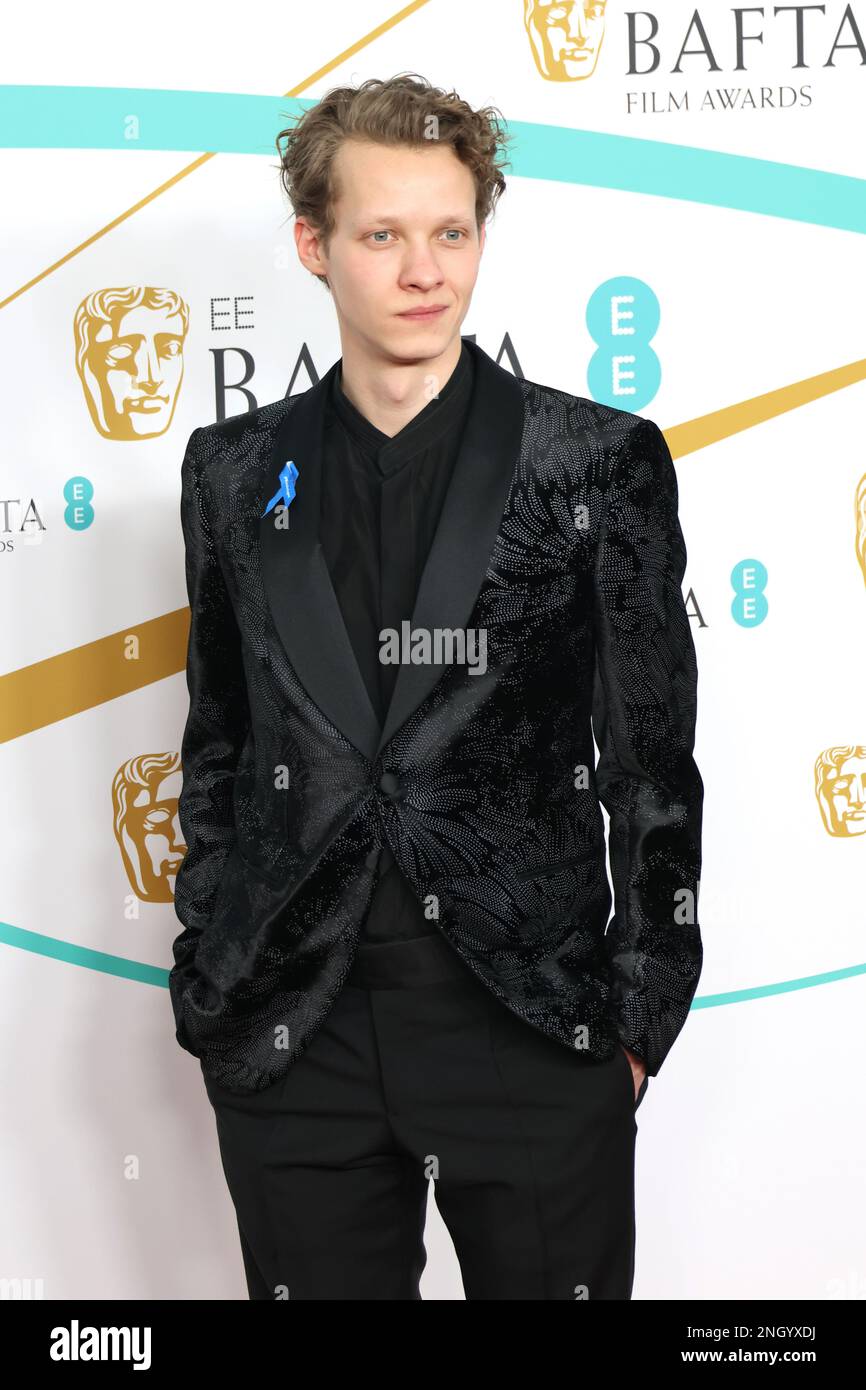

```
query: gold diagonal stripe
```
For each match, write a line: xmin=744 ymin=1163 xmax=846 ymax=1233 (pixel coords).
xmin=665 ymin=355 xmax=866 ymax=457
xmin=0 ymin=0 xmax=432 ymax=310
xmin=2 ymin=609 xmax=191 ymax=741
xmin=3 ymin=354 xmax=865 ymax=743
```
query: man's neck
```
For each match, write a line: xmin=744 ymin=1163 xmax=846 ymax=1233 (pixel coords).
xmin=337 ymin=336 xmax=463 ymax=438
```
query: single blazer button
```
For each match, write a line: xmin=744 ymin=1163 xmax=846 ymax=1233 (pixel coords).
xmin=378 ymin=771 xmax=403 ymax=799
xmin=365 ymin=848 xmax=381 ymax=869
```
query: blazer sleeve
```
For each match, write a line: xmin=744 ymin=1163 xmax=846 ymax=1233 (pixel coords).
xmin=169 ymin=427 xmax=251 ymax=1041
xmin=591 ymin=415 xmax=704 ymax=1078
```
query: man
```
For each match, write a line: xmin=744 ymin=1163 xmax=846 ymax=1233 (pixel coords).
xmin=170 ymin=74 xmax=703 ymax=1300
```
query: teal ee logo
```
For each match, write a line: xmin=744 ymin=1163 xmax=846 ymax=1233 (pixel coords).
xmin=64 ymin=477 xmax=94 ymax=530
xmin=731 ymin=558 xmax=767 ymax=627
xmin=586 ymin=277 xmax=660 ymax=410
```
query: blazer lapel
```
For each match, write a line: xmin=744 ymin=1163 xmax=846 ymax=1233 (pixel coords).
xmin=259 ymin=358 xmax=383 ymax=762
xmin=258 ymin=337 xmax=525 ymax=764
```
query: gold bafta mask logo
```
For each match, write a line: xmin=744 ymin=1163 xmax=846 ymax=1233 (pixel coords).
xmin=524 ymin=0 xmax=608 ymax=81
xmin=112 ymin=753 xmax=186 ymax=904
xmin=814 ymin=746 xmax=866 ymax=837
xmin=856 ymin=472 xmax=866 ymax=586
xmin=74 ymin=286 xmax=189 ymax=440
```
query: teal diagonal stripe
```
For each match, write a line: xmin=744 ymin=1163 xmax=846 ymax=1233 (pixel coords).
xmin=690 ymin=958 xmax=866 ymax=1007
xmin=2 ymin=919 xmax=866 ymax=1004
xmin=507 ymin=120 xmax=866 ymax=235
xmin=0 ymin=920 xmax=168 ymax=987
xmin=0 ymin=87 xmax=865 ymax=233
xmin=0 ymin=85 xmax=308 ymax=157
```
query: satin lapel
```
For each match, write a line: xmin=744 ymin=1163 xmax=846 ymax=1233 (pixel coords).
xmin=259 ymin=358 xmax=383 ymax=762
xmin=375 ymin=337 xmax=525 ymax=756
xmin=258 ymin=338 xmax=526 ymax=764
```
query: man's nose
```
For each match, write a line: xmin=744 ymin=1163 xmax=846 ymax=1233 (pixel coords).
xmin=400 ymin=249 xmax=444 ymax=286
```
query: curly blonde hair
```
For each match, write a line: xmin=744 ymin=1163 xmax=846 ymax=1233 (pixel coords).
xmin=275 ymin=73 xmax=512 ymax=288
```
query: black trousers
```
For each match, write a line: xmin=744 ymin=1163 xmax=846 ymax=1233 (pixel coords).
xmin=200 ymin=932 xmax=648 ymax=1300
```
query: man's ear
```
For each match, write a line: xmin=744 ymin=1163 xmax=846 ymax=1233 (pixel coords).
xmin=295 ymin=217 xmax=328 ymax=281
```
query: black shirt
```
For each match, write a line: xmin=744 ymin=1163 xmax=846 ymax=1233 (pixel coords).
xmin=321 ymin=339 xmax=475 ymax=942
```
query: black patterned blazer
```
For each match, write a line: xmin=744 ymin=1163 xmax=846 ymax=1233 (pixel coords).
xmin=170 ymin=335 xmax=703 ymax=1094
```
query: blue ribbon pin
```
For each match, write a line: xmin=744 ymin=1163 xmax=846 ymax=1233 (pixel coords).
xmin=262 ymin=460 xmax=299 ymax=518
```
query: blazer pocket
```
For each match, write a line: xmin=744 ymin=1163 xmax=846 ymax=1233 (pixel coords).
xmin=514 ymin=848 xmax=598 ymax=881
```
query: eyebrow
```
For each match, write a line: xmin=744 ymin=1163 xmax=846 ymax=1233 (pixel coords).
xmin=362 ymin=214 xmax=473 ymax=225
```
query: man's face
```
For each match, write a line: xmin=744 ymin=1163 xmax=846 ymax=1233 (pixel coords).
xmin=299 ymin=138 xmax=485 ymax=367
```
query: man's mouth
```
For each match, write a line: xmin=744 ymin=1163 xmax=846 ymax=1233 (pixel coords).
xmin=398 ymin=306 xmax=447 ymax=320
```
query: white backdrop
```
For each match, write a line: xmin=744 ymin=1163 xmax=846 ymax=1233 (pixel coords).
xmin=1 ymin=0 xmax=865 ymax=1300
